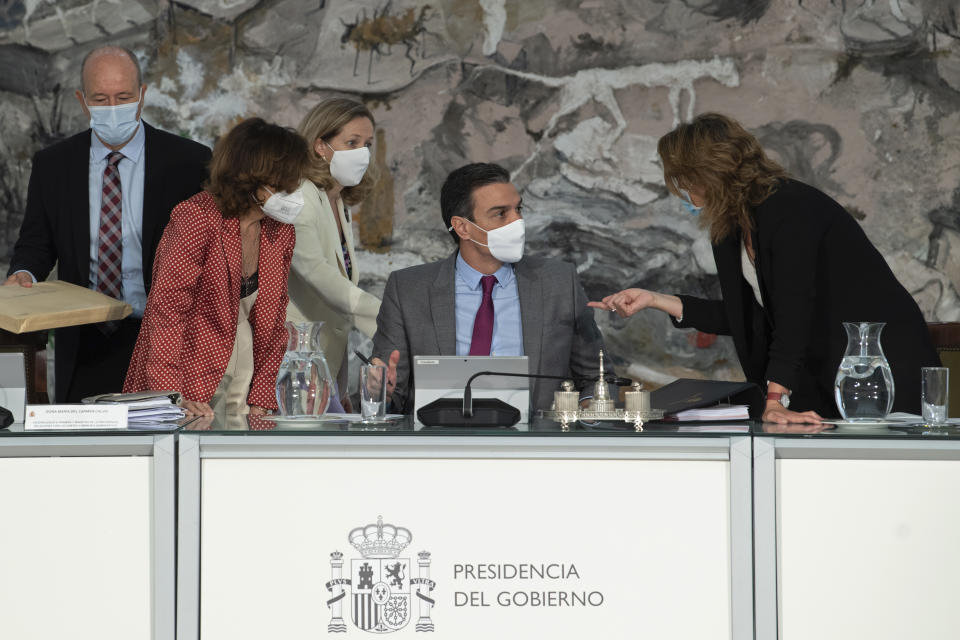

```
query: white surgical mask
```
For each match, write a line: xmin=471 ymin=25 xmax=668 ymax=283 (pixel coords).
xmin=454 ymin=218 xmax=526 ymax=264
xmin=86 ymin=89 xmax=143 ymax=146
xmin=327 ymin=143 xmax=370 ymax=187
xmin=259 ymin=186 xmax=305 ymax=224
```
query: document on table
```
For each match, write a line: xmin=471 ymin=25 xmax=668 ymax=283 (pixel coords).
xmin=113 ymin=397 xmax=179 ymax=409
xmin=651 ymin=378 xmax=758 ymax=414
xmin=668 ymin=404 xmax=751 ymax=421
xmin=127 ymin=407 xmax=186 ymax=422
xmin=83 ymin=390 xmax=185 ymax=423
xmin=676 ymin=423 xmax=751 ymax=432
xmin=24 ymin=404 xmax=128 ymax=430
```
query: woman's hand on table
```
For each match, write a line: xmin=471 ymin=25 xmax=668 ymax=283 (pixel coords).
xmin=182 ymin=400 xmax=213 ymax=416
xmin=762 ymin=403 xmax=823 ymax=424
xmin=248 ymin=405 xmax=269 ymax=416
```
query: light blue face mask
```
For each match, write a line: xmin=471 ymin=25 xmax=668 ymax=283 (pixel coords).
xmin=681 ymin=199 xmax=702 ymax=216
xmin=679 ymin=188 xmax=702 ymax=216
xmin=86 ymin=89 xmax=142 ymax=146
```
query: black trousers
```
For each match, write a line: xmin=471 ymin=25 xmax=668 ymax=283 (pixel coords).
xmin=64 ymin=318 xmax=142 ymax=402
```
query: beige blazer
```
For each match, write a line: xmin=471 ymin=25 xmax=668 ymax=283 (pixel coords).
xmin=287 ymin=180 xmax=381 ymax=390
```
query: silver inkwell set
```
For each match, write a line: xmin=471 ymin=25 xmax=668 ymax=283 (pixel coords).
xmin=540 ymin=351 xmax=664 ymax=431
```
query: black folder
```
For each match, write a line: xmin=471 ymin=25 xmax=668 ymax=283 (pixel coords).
xmin=650 ymin=378 xmax=762 ymax=419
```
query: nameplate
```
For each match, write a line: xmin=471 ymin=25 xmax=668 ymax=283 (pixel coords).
xmin=24 ymin=404 xmax=129 ymax=431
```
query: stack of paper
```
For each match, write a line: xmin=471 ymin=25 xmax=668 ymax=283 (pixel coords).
xmin=650 ymin=378 xmax=760 ymax=419
xmin=119 ymin=397 xmax=186 ymax=424
xmin=669 ymin=404 xmax=751 ymax=421
xmin=676 ymin=423 xmax=751 ymax=432
xmin=82 ymin=391 xmax=185 ymax=428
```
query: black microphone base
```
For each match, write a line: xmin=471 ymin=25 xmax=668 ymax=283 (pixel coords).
xmin=417 ymin=398 xmax=521 ymax=428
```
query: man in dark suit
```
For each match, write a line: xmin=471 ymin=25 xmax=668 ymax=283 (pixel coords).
xmin=372 ymin=163 xmax=603 ymax=413
xmin=4 ymin=45 xmax=211 ymax=402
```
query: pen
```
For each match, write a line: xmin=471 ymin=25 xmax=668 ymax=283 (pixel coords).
xmin=354 ymin=350 xmax=373 ymax=365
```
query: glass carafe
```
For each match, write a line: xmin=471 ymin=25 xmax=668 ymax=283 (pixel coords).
xmin=834 ymin=321 xmax=895 ymax=421
xmin=275 ymin=321 xmax=333 ymax=417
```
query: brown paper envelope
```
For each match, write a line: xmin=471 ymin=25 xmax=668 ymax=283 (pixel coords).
xmin=0 ymin=280 xmax=132 ymax=333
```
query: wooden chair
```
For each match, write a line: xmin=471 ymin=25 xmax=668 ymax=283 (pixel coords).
xmin=927 ymin=322 xmax=960 ymax=418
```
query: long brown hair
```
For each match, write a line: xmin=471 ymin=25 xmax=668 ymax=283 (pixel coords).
xmin=298 ymin=98 xmax=378 ymax=206
xmin=206 ymin=118 xmax=309 ymax=218
xmin=658 ymin=113 xmax=788 ymax=243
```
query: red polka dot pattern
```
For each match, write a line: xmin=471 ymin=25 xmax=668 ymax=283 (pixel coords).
xmin=123 ymin=191 xmax=295 ymax=409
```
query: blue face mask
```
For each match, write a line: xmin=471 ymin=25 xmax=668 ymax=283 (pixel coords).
xmin=679 ymin=189 xmax=702 ymax=216
xmin=86 ymin=89 xmax=142 ymax=146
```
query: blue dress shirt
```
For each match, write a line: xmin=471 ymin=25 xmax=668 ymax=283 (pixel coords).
xmin=454 ymin=253 xmax=524 ymax=356
xmin=88 ymin=124 xmax=147 ymax=317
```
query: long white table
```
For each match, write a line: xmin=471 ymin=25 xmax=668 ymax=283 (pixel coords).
xmin=6 ymin=417 xmax=960 ymax=640
xmin=177 ymin=425 xmax=754 ymax=640
xmin=753 ymin=426 xmax=960 ymax=640
xmin=0 ymin=429 xmax=176 ymax=640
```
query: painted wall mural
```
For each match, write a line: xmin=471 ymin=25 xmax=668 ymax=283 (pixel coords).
xmin=1 ymin=0 xmax=958 ymax=387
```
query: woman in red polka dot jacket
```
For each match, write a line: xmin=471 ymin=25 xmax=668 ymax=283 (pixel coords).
xmin=124 ymin=118 xmax=310 ymax=416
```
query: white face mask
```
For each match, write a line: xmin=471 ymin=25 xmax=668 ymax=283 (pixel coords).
xmin=259 ymin=186 xmax=305 ymax=224
xmin=327 ymin=144 xmax=370 ymax=187
xmin=86 ymin=89 xmax=142 ymax=146
xmin=456 ymin=218 xmax=526 ymax=264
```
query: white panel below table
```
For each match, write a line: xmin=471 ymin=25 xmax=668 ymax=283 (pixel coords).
xmin=0 ymin=456 xmax=153 ymax=640
xmin=200 ymin=457 xmax=732 ymax=639
xmin=778 ymin=459 xmax=960 ymax=639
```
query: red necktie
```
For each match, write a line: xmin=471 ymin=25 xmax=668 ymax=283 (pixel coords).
xmin=469 ymin=275 xmax=497 ymax=356
xmin=96 ymin=151 xmax=124 ymax=301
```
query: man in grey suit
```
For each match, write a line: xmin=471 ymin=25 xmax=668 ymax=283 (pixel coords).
xmin=372 ymin=162 xmax=603 ymax=413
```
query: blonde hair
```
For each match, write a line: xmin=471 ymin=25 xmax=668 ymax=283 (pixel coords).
xmin=658 ymin=113 xmax=788 ymax=244
xmin=298 ymin=98 xmax=378 ymax=206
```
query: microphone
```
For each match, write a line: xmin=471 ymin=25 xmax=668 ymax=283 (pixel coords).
xmin=462 ymin=371 xmax=567 ymax=417
xmin=416 ymin=371 xmax=629 ymax=427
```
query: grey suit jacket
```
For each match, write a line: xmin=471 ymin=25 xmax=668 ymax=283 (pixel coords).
xmin=371 ymin=251 xmax=603 ymax=413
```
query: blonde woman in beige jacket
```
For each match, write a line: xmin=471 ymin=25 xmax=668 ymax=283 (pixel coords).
xmin=287 ymin=98 xmax=382 ymax=411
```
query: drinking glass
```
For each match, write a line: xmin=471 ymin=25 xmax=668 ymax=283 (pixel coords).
xmin=360 ymin=364 xmax=387 ymax=422
xmin=921 ymin=367 xmax=949 ymax=426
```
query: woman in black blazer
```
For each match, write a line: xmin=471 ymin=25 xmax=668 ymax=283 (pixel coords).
xmin=591 ymin=113 xmax=939 ymax=423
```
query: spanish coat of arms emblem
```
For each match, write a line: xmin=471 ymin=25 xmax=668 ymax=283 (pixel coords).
xmin=327 ymin=516 xmax=436 ymax=634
